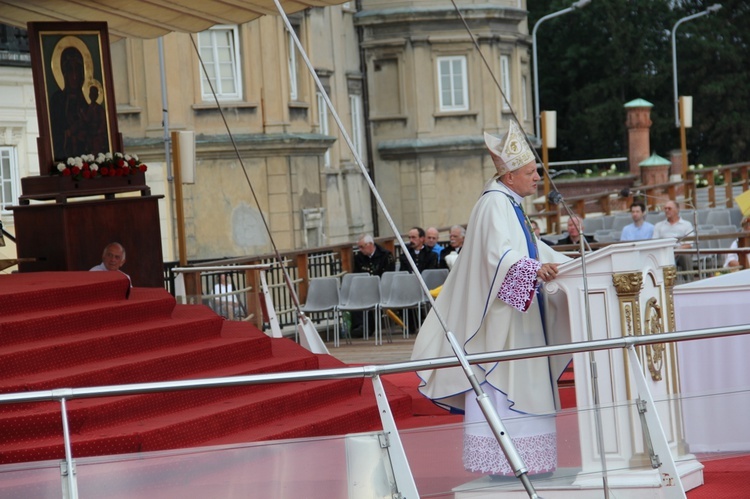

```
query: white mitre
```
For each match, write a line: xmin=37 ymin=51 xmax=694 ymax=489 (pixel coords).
xmin=484 ymin=120 xmax=536 ymax=176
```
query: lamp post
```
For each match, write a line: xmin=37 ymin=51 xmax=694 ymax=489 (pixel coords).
xmin=532 ymin=0 xmax=591 ymax=138
xmin=671 ymin=3 xmax=722 ymax=128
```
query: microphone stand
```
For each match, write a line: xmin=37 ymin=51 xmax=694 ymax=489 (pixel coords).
xmin=550 ymin=196 xmax=610 ymax=499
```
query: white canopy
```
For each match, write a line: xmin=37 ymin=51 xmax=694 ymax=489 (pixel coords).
xmin=0 ymin=0 xmax=346 ymax=40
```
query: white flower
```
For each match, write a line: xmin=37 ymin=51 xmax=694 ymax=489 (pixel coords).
xmin=698 ymin=163 xmax=705 ymax=169
xmin=125 ymin=154 xmax=132 ymax=161
xmin=57 ymin=163 xmax=66 ymax=172
xmin=74 ymin=157 xmax=83 ymax=167
xmin=132 ymin=154 xmax=139 ymax=162
xmin=105 ymin=152 xmax=113 ymax=160
xmin=115 ymin=152 xmax=123 ymax=159
xmin=67 ymin=157 xmax=76 ymax=166
xmin=600 ymin=171 xmax=607 ymax=176
xmin=90 ymin=164 xmax=98 ymax=172
xmin=96 ymin=153 xmax=106 ymax=163
xmin=610 ymin=164 xmax=617 ymax=170
xmin=585 ymin=169 xmax=592 ymax=175
xmin=689 ymin=164 xmax=695 ymax=170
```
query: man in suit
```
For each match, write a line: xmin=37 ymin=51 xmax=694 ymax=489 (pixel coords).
xmin=399 ymin=226 xmax=438 ymax=273
xmin=441 ymin=225 xmax=465 ymax=269
xmin=554 ymin=216 xmax=597 ymax=247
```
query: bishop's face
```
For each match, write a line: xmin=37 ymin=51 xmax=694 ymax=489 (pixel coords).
xmin=503 ymin=161 xmax=540 ymax=198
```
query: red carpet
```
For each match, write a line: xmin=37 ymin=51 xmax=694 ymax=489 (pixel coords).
xmin=0 ymin=272 xmax=417 ymax=466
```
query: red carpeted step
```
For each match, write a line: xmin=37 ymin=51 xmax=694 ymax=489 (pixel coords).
xmin=0 ymin=271 xmax=131 ymax=316
xmin=0 ymin=290 xmax=177 ymax=347
xmin=196 ymin=380 xmax=413 ymax=447
xmin=0 ymin=309 xmax=227 ymax=378
xmin=0 ymin=377 xmax=368 ymax=464
xmin=0 ymin=336 xmax=265 ymax=394
xmin=0 ymin=341 xmax=321 ymax=446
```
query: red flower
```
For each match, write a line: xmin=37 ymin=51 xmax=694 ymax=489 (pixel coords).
xmin=100 ymin=167 xmax=109 ymax=176
xmin=82 ymin=170 xmax=91 ymax=179
xmin=117 ymin=159 xmax=126 ymax=168
xmin=62 ymin=168 xmax=71 ymax=176
xmin=139 ymin=164 xmax=148 ymax=172
xmin=71 ymin=166 xmax=81 ymax=175
xmin=128 ymin=158 xmax=136 ymax=166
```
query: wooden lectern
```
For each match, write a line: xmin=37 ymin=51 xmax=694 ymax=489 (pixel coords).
xmin=545 ymin=239 xmax=703 ymax=496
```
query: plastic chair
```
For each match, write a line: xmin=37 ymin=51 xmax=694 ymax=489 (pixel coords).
xmin=300 ymin=277 xmax=343 ymax=346
xmin=422 ymin=268 xmax=448 ymax=290
xmin=380 ymin=273 xmax=423 ymax=339
xmin=338 ymin=275 xmax=382 ymax=344
xmin=610 ymin=214 xmax=632 ymax=232
xmin=705 ymin=209 xmax=732 ymax=227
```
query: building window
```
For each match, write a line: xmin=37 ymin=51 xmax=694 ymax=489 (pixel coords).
xmin=197 ymin=25 xmax=242 ymax=101
xmin=317 ymin=92 xmax=330 ymax=167
xmin=521 ymin=75 xmax=529 ymax=121
xmin=0 ymin=147 xmax=18 ymax=213
xmin=288 ymin=29 xmax=300 ymax=101
xmin=349 ymin=94 xmax=364 ymax=160
xmin=437 ymin=56 xmax=468 ymax=112
xmin=500 ymin=55 xmax=511 ymax=112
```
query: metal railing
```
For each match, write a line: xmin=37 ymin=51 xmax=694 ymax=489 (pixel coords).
xmin=0 ymin=323 xmax=748 ymax=498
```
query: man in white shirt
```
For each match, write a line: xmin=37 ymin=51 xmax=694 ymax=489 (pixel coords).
xmin=90 ymin=242 xmax=132 ymax=287
xmin=652 ymin=201 xmax=694 ymax=271
xmin=620 ymin=202 xmax=654 ymax=241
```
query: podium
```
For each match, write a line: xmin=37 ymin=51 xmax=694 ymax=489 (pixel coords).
xmin=545 ymin=240 xmax=703 ymax=495
xmin=11 ymin=195 xmax=164 ymax=288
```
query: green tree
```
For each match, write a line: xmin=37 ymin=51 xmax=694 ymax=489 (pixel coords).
xmin=529 ymin=0 xmax=748 ymax=167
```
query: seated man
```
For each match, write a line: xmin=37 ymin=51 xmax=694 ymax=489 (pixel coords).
xmin=425 ymin=227 xmax=444 ymax=266
xmin=441 ymin=225 xmax=465 ymax=270
xmin=90 ymin=242 xmax=132 ymax=288
xmin=620 ymin=202 xmax=655 ymax=241
xmin=723 ymin=217 xmax=750 ymax=270
xmin=554 ymin=216 xmax=597 ymax=247
xmin=652 ymin=201 xmax=694 ymax=272
xmin=353 ymin=234 xmax=395 ymax=277
xmin=399 ymin=226 xmax=438 ymax=273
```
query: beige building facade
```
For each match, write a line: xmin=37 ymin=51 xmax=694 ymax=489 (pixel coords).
xmin=1 ymin=1 xmax=533 ymax=263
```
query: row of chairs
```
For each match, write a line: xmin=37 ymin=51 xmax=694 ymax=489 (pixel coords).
xmin=301 ymin=269 xmax=449 ymax=347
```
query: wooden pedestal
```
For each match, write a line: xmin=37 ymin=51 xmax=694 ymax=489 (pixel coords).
xmin=11 ymin=195 xmax=164 ymax=288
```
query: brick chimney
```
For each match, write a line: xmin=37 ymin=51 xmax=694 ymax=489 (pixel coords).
xmin=624 ymin=98 xmax=654 ymax=176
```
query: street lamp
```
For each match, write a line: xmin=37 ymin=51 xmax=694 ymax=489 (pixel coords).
xmin=532 ymin=0 xmax=591 ymax=138
xmin=671 ymin=3 xmax=722 ymax=128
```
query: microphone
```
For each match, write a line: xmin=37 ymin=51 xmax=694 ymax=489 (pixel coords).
xmin=548 ymin=190 xmax=564 ymax=205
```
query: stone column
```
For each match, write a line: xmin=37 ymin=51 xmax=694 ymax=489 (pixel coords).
xmin=624 ymin=98 xmax=654 ymax=176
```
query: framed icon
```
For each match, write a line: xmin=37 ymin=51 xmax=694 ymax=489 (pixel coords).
xmin=27 ymin=22 xmax=122 ymax=174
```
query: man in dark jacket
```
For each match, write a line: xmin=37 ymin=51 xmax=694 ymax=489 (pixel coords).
xmin=354 ymin=234 xmax=395 ymax=277
xmin=399 ymin=226 xmax=438 ymax=273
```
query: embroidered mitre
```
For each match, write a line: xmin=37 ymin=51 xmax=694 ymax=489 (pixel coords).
xmin=484 ymin=120 xmax=535 ymax=176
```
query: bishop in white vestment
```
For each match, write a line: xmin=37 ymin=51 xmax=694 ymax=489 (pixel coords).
xmin=411 ymin=122 xmax=570 ymax=476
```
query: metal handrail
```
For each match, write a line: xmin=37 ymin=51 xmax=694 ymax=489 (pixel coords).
xmin=1 ymin=324 xmax=747 ymax=405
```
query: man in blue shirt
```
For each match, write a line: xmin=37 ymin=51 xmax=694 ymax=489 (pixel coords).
xmin=620 ymin=202 xmax=654 ymax=241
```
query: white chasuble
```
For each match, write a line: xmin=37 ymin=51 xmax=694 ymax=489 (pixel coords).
xmin=411 ymin=177 xmax=570 ymax=474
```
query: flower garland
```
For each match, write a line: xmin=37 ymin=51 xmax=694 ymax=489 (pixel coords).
xmin=55 ymin=152 xmax=148 ymax=180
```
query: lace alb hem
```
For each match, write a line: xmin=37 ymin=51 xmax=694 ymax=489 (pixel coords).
xmin=497 ymin=257 xmax=540 ymax=312
xmin=463 ymin=431 xmax=557 ymax=475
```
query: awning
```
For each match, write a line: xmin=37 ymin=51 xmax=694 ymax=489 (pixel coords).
xmin=0 ymin=0 xmax=346 ymax=40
